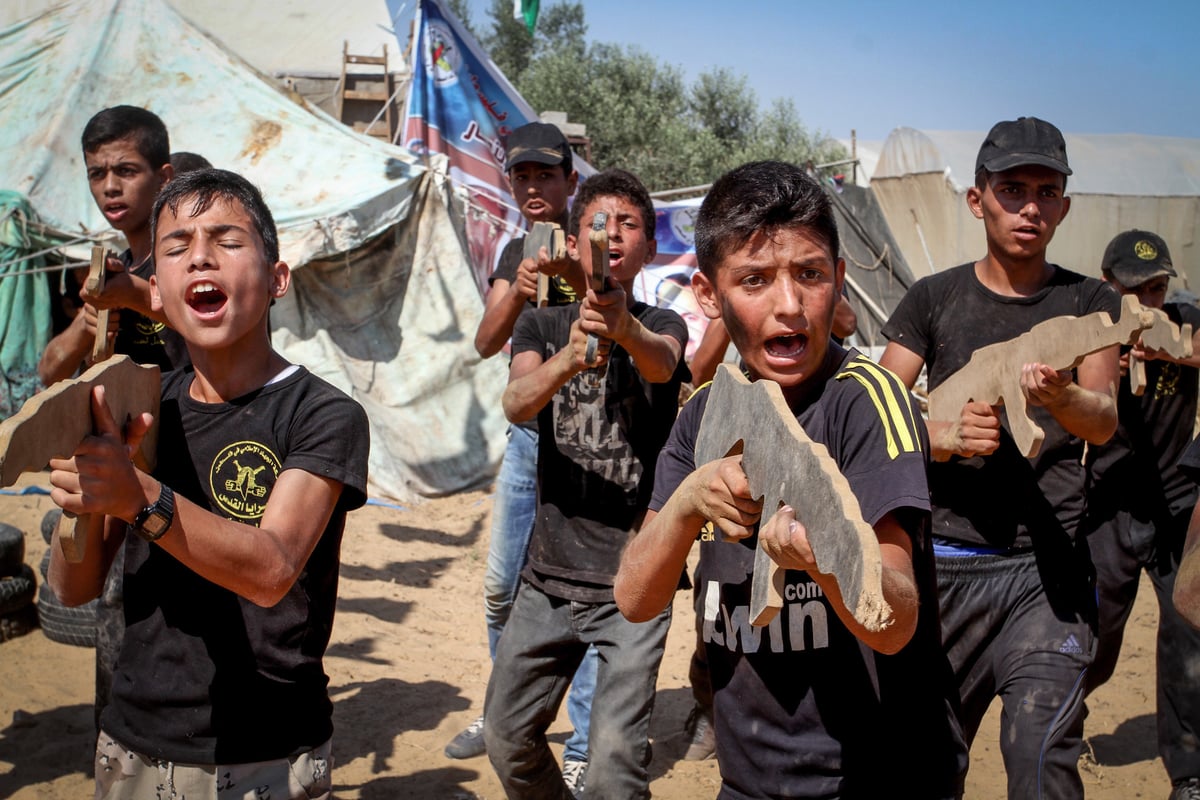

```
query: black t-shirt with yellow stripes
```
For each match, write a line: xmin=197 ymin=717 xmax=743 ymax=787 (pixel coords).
xmin=650 ymin=347 xmax=966 ymax=800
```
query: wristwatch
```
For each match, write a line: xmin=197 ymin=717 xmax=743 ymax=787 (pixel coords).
xmin=133 ymin=484 xmax=175 ymax=542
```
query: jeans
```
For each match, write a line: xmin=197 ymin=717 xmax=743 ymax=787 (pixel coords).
xmin=483 ymin=425 xmax=596 ymax=762
xmin=484 ymin=581 xmax=670 ymax=800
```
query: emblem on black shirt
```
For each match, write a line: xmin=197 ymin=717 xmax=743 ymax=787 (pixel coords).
xmin=210 ymin=441 xmax=281 ymax=521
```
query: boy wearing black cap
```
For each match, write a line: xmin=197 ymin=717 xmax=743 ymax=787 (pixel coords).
xmin=1086 ymin=229 xmax=1200 ymax=799
xmin=450 ymin=122 xmax=592 ymax=785
xmin=880 ymin=117 xmax=1121 ymax=798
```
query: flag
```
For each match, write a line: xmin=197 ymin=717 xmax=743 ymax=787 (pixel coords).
xmin=399 ymin=0 xmax=541 ymax=292
xmin=514 ymin=0 xmax=539 ymax=33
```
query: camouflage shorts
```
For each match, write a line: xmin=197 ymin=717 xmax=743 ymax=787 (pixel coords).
xmin=94 ymin=730 xmax=332 ymax=800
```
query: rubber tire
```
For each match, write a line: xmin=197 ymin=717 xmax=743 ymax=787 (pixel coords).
xmin=41 ymin=508 xmax=62 ymax=545
xmin=0 ymin=523 xmax=25 ymax=578
xmin=0 ymin=604 xmax=38 ymax=642
xmin=37 ymin=582 xmax=97 ymax=648
xmin=0 ymin=564 xmax=35 ymax=615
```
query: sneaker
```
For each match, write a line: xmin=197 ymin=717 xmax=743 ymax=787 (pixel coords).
xmin=683 ymin=702 xmax=716 ymax=761
xmin=562 ymin=758 xmax=587 ymax=798
xmin=1171 ymin=778 xmax=1200 ymax=800
xmin=444 ymin=714 xmax=486 ymax=759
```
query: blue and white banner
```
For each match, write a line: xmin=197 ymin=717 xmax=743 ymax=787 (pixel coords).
xmin=399 ymin=0 xmax=540 ymax=292
xmin=631 ymin=197 xmax=711 ymax=361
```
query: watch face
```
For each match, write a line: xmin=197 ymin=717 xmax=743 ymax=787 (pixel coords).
xmin=141 ymin=511 xmax=170 ymax=539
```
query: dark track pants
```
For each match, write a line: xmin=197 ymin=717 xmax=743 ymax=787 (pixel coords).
xmin=937 ymin=550 xmax=1095 ymax=800
xmin=1087 ymin=506 xmax=1200 ymax=782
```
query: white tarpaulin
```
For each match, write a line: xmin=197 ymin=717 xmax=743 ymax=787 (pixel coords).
xmin=870 ymin=127 xmax=1200 ymax=287
xmin=0 ymin=0 xmax=508 ymax=502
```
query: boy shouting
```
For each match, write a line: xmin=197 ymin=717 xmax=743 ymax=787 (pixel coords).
xmin=48 ymin=169 xmax=370 ymax=800
xmin=616 ymin=161 xmax=965 ymax=799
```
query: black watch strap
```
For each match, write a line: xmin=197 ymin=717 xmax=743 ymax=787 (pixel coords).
xmin=133 ymin=484 xmax=175 ymax=542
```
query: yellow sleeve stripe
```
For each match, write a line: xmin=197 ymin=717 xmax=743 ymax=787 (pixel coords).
xmin=835 ymin=356 xmax=923 ymax=459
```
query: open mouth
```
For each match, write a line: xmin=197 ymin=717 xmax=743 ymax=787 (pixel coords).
xmin=187 ymin=281 xmax=228 ymax=315
xmin=766 ymin=333 xmax=807 ymax=358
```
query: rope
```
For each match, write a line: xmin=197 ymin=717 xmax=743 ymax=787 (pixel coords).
xmin=843 ymin=241 xmax=890 ymax=272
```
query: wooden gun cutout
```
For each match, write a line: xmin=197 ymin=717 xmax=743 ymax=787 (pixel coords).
xmin=584 ymin=211 xmax=610 ymax=382
xmin=1130 ymin=308 xmax=1192 ymax=396
xmin=694 ymin=364 xmax=891 ymax=630
xmin=0 ymin=356 xmax=160 ymax=561
xmin=927 ymin=294 xmax=1154 ymax=458
xmin=86 ymin=245 xmax=114 ymax=362
xmin=524 ymin=221 xmax=566 ymax=308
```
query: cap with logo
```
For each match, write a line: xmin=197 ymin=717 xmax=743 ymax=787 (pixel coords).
xmin=1101 ymin=229 xmax=1175 ymax=287
xmin=975 ymin=116 xmax=1072 ymax=176
xmin=504 ymin=121 xmax=572 ymax=172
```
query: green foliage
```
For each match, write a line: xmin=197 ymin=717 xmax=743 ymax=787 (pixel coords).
xmin=454 ymin=0 xmax=848 ymax=191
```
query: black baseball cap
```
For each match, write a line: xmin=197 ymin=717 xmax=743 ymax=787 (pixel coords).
xmin=1101 ymin=229 xmax=1176 ymax=287
xmin=504 ymin=122 xmax=572 ymax=172
xmin=975 ymin=116 xmax=1072 ymax=176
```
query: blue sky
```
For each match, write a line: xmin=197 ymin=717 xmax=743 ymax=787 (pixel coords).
xmin=439 ymin=0 xmax=1199 ymax=145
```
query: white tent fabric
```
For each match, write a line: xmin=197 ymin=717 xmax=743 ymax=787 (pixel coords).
xmin=0 ymin=0 xmax=400 ymax=78
xmin=0 ymin=0 xmax=508 ymax=502
xmin=870 ymin=127 xmax=1200 ymax=287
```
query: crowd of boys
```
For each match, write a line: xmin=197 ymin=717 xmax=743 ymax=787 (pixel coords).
xmin=28 ymin=99 xmax=1200 ymax=800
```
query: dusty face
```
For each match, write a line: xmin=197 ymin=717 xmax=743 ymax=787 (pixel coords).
xmin=507 ymin=162 xmax=576 ymax=224
xmin=968 ymin=165 xmax=1070 ymax=263
xmin=150 ymin=196 xmax=288 ymax=354
xmin=569 ymin=195 xmax=657 ymax=288
xmin=693 ymin=226 xmax=843 ymax=396
xmin=84 ymin=136 xmax=171 ymax=236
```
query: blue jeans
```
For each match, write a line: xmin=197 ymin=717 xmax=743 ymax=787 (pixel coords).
xmin=483 ymin=425 xmax=596 ymax=762
xmin=484 ymin=581 xmax=670 ymax=800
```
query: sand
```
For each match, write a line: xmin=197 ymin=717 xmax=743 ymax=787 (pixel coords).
xmin=0 ymin=476 xmax=1170 ymax=798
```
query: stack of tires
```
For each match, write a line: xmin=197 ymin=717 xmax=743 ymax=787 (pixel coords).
xmin=37 ymin=509 xmax=98 ymax=647
xmin=0 ymin=522 xmax=38 ymax=640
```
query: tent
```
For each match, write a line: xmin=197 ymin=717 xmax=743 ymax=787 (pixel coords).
xmin=870 ymin=127 xmax=1200 ymax=287
xmin=0 ymin=0 xmax=508 ymax=502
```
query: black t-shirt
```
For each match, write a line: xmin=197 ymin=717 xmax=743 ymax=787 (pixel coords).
xmin=650 ymin=349 xmax=967 ymax=799
xmin=114 ymin=249 xmax=190 ymax=372
xmin=882 ymin=263 xmax=1121 ymax=548
xmin=512 ymin=301 xmax=688 ymax=602
xmin=1087 ymin=301 xmax=1200 ymax=524
xmin=103 ymin=366 xmax=370 ymax=764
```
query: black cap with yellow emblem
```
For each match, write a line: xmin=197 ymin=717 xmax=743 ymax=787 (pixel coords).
xmin=504 ymin=121 xmax=572 ymax=173
xmin=1101 ymin=229 xmax=1176 ymax=287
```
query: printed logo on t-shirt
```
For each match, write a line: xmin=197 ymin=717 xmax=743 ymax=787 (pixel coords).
xmin=210 ymin=441 xmax=281 ymax=521
xmin=131 ymin=318 xmax=166 ymax=347
xmin=1156 ymin=362 xmax=1181 ymax=400
xmin=700 ymin=576 xmax=831 ymax=655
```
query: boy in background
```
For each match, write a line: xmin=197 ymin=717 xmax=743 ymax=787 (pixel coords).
xmin=484 ymin=169 xmax=688 ymax=799
xmin=879 ymin=117 xmax=1120 ymax=798
xmin=449 ymin=122 xmax=595 ymax=792
xmin=1086 ymin=230 xmax=1200 ymax=800
xmin=48 ymin=169 xmax=370 ymax=800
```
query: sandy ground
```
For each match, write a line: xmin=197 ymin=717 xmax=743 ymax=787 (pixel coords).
xmin=0 ymin=474 xmax=1171 ymax=799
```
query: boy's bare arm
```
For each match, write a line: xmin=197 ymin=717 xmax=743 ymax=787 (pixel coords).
xmin=581 ymin=284 xmax=683 ymax=383
xmin=39 ymin=310 xmax=99 ymax=385
xmin=475 ymin=276 xmax=531 ymax=358
xmin=1022 ymin=345 xmax=1118 ymax=445
xmin=616 ymin=456 xmax=760 ymax=622
xmin=83 ymin=264 xmax=170 ymax=326
xmin=48 ymin=386 xmax=345 ymax=608
xmin=879 ymin=341 xmax=1001 ymax=461
xmin=502 ymin=323 xmax=603 ymax=422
